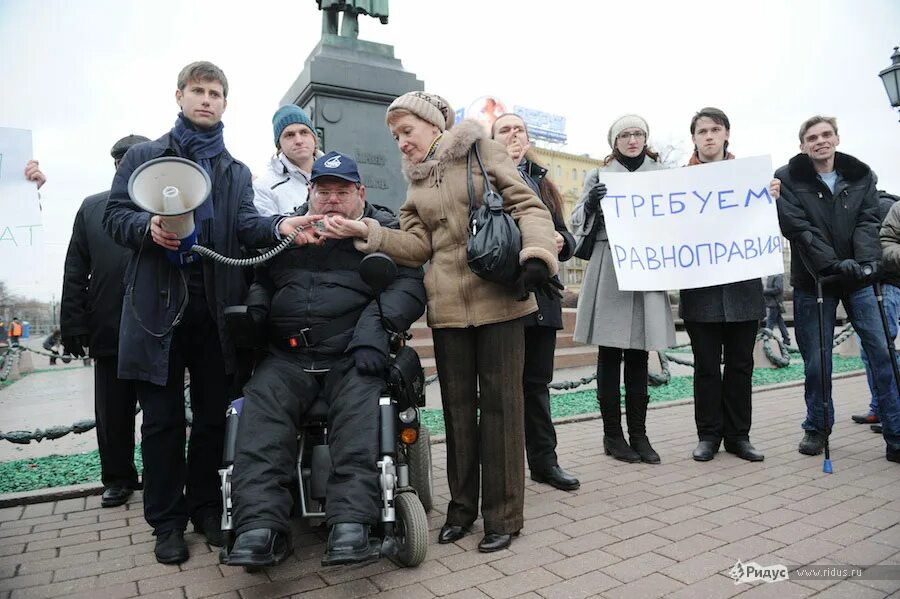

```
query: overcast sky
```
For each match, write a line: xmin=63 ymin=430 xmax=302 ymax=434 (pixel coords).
xmin=1 ymin=0 xmax=898 ymax=300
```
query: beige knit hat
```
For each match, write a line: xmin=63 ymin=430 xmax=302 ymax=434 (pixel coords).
xmin=608 ymin=114 xmax=650 ymax=149
xmin=386 ymin=91 xmax=455 ymax=131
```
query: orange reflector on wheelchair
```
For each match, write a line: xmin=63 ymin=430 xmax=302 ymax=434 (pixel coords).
xmin=400 ymin=427 xmax=418 ymax=444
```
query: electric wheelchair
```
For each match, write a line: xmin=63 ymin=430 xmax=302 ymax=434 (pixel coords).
xmin=217 ymin=253 xmax=433 ymax=569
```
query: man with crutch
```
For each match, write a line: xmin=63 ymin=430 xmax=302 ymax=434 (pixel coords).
xmin=772 ymin=115 xmax=900 ymax=464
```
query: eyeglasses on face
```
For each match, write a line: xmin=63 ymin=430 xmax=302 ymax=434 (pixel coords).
xmin=313 ymin=190 xmax=354 ymax=201
xmin=617 ymin=131 xmax=646 ymax=141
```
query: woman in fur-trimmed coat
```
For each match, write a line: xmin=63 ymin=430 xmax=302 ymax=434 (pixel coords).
xmin=324 ymin=91 xmax=558 ymax=553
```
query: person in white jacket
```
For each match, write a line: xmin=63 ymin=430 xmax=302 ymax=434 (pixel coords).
xmin=253 ymin=105 xmax=319 ymax=216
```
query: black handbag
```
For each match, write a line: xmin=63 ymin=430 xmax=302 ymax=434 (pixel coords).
xmin=573 ymin=211 xmax=602 ymax=261
xmin=389 ymin=345 xmax=426 ymax=409
xmin=466 ymin=141 xmax=522 ymax=286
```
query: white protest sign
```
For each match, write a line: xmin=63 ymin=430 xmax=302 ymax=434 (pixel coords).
xmin=599 ymin=155 xmax=783 ymax=291
xmin=0 ymin=128 xmax=44 ymax=296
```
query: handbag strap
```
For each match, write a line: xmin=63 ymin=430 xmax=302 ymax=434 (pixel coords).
xmin=466 ymin=142 xmax=478 ymax=213
xmin=472 ymin=141 xmax=492 ymax=196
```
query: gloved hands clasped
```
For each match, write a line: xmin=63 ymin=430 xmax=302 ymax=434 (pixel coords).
xmin=62 ymin=334 xmax=89 ymax=358
xmin=584 ymin=183 xmax=607 ymax=212
xmin=828 ymin=259 xmax=878 ymax=282
xmin=353 ymin=347 xmax=388 ymax=376
xmin=515 ymin=258 xmax=564 ymax=301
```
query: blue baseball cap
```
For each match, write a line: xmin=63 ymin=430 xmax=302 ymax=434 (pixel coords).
xmin=310 ymin=151 xmax=361 ymax=185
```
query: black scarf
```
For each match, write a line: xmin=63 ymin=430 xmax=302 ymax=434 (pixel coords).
xmin=613 ymin=149 xmax=646 ymax=172
xmin=171 ymin=113 xmax=225 ymax=223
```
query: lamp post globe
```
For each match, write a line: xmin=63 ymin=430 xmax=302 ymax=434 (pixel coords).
xmin=879 ymin=46 xmax=900 ymax=120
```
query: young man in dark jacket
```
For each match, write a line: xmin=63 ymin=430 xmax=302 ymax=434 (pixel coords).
xmin=774 ymin=115 xmax=900 ymax=463
xmin=61 ymin=134 xmax=149 ymax=508
xmin=225 ymin=152 xmax=426 ymax=567
xmin=103 ymin=62 xmax=317 ymax=564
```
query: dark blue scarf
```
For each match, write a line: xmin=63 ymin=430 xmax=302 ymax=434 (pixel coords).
xmin=171 ymin=113 xmax=225 ymax=223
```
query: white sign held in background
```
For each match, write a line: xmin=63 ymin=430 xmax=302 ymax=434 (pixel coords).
xmin=0 ymin=127 xmax=44 ymax=296
xmin=599 ymin=155 xmax=783 ymax=291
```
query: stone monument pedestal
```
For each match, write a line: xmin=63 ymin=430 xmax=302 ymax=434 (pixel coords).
xmin=281 ymin=34 xmax=423 ymax=212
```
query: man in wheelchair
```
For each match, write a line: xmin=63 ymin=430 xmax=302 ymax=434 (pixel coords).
xmin=224 ymin=152 xmax=426 ymax=567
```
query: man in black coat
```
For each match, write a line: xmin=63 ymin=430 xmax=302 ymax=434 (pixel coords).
xmin=774 ymin=115 xmax=900 ymax=463
xmin=102 ymin=62 xmax=316 ymax=565
xmin=61 ymin=134 xmax=149 ymax=508
xmin=225 ymin=152 xmax=426 ymax=568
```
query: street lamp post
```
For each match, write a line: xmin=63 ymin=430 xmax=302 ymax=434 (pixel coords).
xmin=879 ymin=46 xmax=900 ymax=121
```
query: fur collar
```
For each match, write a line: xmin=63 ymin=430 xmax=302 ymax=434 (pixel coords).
xmin=787 ymin=151 xmax=870 ymax=184
xmin=403 ymin=119 xmax=485 ymax=181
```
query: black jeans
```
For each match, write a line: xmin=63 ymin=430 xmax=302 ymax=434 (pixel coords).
xmin=685 ymin=320 xmax=757 ymax=443
xmin=596 ymin=346 xmax=649 ymax=438
xmin=523 ymin=326 xmax=558 ymax=471
xmin=135 ymin=297 xmax=230 ymax=534
xmin=94 ymin=356 xmax=139 ymax=489
xmin=232 ymin=354 xmax=382 ymax=534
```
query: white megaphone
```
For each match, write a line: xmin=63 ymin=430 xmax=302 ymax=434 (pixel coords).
xmin=128 ymin=157 xmax=212 ymax=265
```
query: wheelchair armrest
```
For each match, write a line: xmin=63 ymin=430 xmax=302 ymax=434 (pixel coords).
xmin=224 ymin=305 xmax=265 ymax=349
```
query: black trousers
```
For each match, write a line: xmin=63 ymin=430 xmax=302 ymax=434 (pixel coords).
xmin=94 ymin=356 xmax=139 ymax=489
xmin=523 ymin=326 xmax=558 ymax=471
xmin=432 ymin=319 xmax=525 ymax=535
xmin=596 ymin=347 xmax=649 ymax=437
xmin=685 ymin=320 xmax=757 ymax=443
xmin=134 ymin=297 xmax=230 ymax=534
xmin=232 ymin=354 xmax=382 ymax=535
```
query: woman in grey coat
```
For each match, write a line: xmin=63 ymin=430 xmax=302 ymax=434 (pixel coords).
xmin=570 ymin=114 xmax=676 ymax=464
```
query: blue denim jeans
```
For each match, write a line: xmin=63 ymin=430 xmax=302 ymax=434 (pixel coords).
xmin=794 ymin=285 xmax=900 ymax=451
xmin=860 ymin=283 xmax=900 ymax=415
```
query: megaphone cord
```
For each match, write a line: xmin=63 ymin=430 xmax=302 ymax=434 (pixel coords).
xmin=128 ymin=228 xmax=189 ymax=339
xmin=190 ymin=224 xmax=309 ymax=266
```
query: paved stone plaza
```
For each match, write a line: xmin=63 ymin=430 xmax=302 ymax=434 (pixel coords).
xmin=1 ymin=374 xmax=899 ymax=598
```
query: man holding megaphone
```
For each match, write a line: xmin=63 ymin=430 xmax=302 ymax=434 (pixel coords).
xmin=103 ymin=61 xmax=320 ymax=565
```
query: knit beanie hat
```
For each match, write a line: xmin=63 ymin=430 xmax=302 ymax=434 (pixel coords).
xmin=386 ymin=91 xmax=455 ymax=132
xmin=272 ymin=105 xmax=314 ymax=146
xmin=607 ymin=114 xmax=650 ymax=149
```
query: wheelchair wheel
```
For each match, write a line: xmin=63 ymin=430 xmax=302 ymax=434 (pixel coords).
xmin=394 ymin=492 xmax=428 ymax=567
xmin=407 ymin=425 xmax=433 ymax=512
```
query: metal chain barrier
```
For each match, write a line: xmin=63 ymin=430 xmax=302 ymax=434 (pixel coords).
xmin=0 ymin=322 xmax=863 ymax=443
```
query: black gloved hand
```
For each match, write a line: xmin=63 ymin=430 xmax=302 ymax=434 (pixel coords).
xmin=585 ymin=183 xmax=607 ymax=212
xmin=860 ymin=261 xmax=879 ymax=281
xmin=833 ymin=259 xmax=865 ymax=281
xmin=353 ymin=347 xmax=388 ymax=376
xmin=515 ymin=258 xmax=554 ymax=301
xmin=62 ymin=335 xmax=89 ymax=358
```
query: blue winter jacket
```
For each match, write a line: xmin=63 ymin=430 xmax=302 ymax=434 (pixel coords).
xmin=102 ymin=132 xmax=280 ymax=385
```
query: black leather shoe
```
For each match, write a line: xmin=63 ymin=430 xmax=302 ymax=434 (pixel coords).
xmin=604 ymin=436 xmax=641 ymax=463
xmin=692 ymin=440 xmax=719 ymax=462
xmin=888 ymin=446 xmax=900 ymax=463
xmin=438 ymin=523 xmax=469 ymax=544
xmin=193 ymin=513 xmax=224 ymax=547
xmin=799 ymin=431 xmax=826 ymax=455
xmin=322 ymin=523 xmax=380 ymax=566
xmin=226 ymin=528 xmax=292 ymax=567
xmin=852 ymin=413 xmax=879 ymax=424
xmin=101 ymin=486 xmax=133 ymax=508
xmin=530 ymin=465 xmax=580 ymax=491
xmin=724 ymin=439 xmax=764 ymax=462
xmin=477 ymin=530 xmax=519 ymax=553
xmin=154 ymin=529 xmax=188 ymax=565
xmin=629 ymin=436 xmax=661 ymax=464
xmin=872 ymin=424 xmax=883 ymax=434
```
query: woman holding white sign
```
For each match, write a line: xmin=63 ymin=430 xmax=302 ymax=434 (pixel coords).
xmin=571 ymin=114 xmax=676 ymax=464
xmin=680 ymin=107 xmax=766 ymax=463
